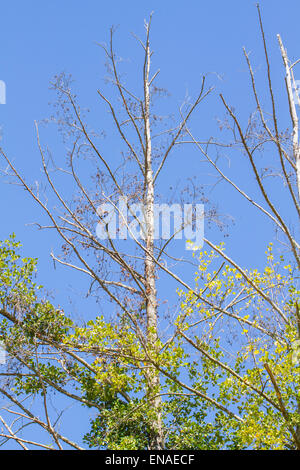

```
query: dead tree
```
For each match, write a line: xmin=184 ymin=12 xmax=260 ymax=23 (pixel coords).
xmin=0 ymin=15 xmax=212 ymax=449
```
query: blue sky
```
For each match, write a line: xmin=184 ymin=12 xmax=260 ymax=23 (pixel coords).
xmin=0 ymin=0 xmax=299 ymax=448
xmin=1 ymin=0 xmax=299 ymax=267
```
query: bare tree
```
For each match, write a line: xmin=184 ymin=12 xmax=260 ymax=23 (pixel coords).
xmin=0 ymin=15 xmax=214 ymax=449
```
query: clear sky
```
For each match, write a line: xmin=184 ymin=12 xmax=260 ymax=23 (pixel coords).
xmin=0 ymin=0 xmax=299 ymax=448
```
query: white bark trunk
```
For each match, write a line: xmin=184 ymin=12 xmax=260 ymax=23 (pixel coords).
xmin=143 ymin=25 xmax=164 ymax=450
xmin=277 ymin=34 xmax=300 ymax=202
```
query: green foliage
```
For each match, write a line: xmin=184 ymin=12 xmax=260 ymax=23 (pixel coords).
xmin=175 ymin=244 xmax=300 ymax=449
xmin=1 ymin=237 xmax=299 ymax=449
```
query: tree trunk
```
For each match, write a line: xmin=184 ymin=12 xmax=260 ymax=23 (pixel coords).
xmin=143 ymin=22 xmax=164 ymax=450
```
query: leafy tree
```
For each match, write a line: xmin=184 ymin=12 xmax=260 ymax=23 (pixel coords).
xmin=173 ymin=244 xmax=300 ymax=449
xmin=0 ymin=236 xmax=230 ymax=449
